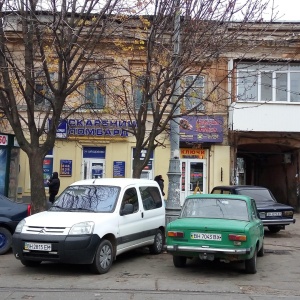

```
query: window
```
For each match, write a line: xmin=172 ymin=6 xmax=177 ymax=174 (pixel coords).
xmin=139 ymin=186 xmax=162 ymax=210
xmin=34 ymin=73 xmax=54 ymax=107
xmin=237 ymin=62 xmax=300 ymax=102
xmin=133 ymin=75 xmax=151 ymax=110
xmin=121 ymin=188 xmax=139 ymax=213
xmin=183 ymin=75 xmax=205 ymax=111
xmin=85 ymin=74 xmax=105 ymax=108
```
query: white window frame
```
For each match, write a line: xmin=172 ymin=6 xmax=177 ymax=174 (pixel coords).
xmin=237 ymin=62 xmax=300 ymax=103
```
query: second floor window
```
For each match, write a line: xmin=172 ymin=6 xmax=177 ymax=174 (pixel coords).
xmin=237 ymin=62 xmax=300 ymax=102
xmin=35 ymin=72 xmax=54 ymax=107
xmin=133 ymin=75 xmax=151 ymax=110
xmin=85 ymin=74 xmax=105 ymax=109
xmin=183 ymin=75 xmax=205 ymax=111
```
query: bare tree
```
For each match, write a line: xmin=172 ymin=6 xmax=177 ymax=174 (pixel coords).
xmin=0 ymin=0 xmax=278 ymax=213
xmin=0 ymin=0 xmax=144 ymax=213
xmin=104 ymin=0 xmax=278 ymax=178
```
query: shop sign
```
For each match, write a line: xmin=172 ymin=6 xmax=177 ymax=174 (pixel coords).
xmin=0 ymin=134 xmax=8 ymax=146
xmin=52 ymin=119 xmax=137 ymax=138
xmin=180 ymin=148 xmax=206 ymax=159
xmin=179 ymin=115 xmax=223 ymax=143
xmin=83 ymin=146 xmax=106 ymax=159
xmin=113 ymin=161 xmax=125 ymax=178
xmin=60 ymin=160 xmax=72 ymax=176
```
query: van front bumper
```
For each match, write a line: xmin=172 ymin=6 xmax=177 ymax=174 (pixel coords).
xmin=12 ymin=233 xmax=101 ymax=264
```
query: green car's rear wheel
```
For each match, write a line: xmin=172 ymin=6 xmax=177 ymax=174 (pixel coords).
xmin=173 ymin=255 xmax=187 ymax=268
xmin=245 ymin=248 xmax=257 ymax=274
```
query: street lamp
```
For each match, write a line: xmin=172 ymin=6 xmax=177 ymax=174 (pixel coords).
xmin=166 ymin=0 xmax=182 ymax=224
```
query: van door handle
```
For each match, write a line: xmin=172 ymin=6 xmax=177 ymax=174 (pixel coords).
xmin=141 ymin=212 xmax=144 ymax=218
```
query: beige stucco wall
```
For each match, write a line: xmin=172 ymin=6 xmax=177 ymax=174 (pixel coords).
xmin=208 ymin=145 xmax=231 ymax=191
xmin=18 ymin=136 xmax=172 ymax=200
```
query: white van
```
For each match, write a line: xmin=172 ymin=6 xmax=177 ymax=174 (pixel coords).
xmin=12 ymin=178 xmax=166 ymax=274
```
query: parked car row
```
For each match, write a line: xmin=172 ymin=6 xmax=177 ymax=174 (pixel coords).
xmin=0 ymin=180 xmax=296 ymax=275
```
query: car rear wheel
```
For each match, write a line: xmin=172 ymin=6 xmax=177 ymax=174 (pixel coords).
xmin=90 ymin=239 xmax=113 ymax=274
xmin=21 ymin=260 xmax=41 ymax=267
xmin=257 ymin=242 xmax=264 ymax=257
xmin=0 ymin=227 xmax=12 ymax=255
xmin=149 ymin=229 xmax=163 ymax=254
xmin=245 ymin=248 xmax=257 ymax=274
xmin=268 ymin=226 xmax=281 ymax=233
xmin=173 ymin=255 xmax=187 ymax=268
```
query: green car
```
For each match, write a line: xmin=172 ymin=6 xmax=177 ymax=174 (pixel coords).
xmin=166 ymin=194 xmax=264 ymax=274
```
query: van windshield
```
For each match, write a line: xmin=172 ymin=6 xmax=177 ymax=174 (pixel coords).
xmin=50 ymin=185 xmax=120 ymax=213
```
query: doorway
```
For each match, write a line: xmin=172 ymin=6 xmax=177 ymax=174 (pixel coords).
xmin=180 ymin=159 xmax=207 ymax=205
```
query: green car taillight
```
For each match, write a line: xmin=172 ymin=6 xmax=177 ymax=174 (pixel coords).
xmin=168 ymin=231 xmax=184 ymax=238
xmin=228 ymin=234 xmax=247 ymax=241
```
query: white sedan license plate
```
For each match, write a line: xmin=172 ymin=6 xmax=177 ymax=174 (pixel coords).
xmin=24 ymin=242 xmax=52 ymax=251
xmin=191 ymin=232 xmax=222 ymax=241
xmin=267 ymin=212 xmax=282 ymax=217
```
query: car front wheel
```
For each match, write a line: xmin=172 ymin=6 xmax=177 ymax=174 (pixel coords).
xmin=149 ymin=229 xmax=163 ymax=254
xmin=173 ymin=255 xmax=187 ymax=268
xmin=0 ymin=227 xmax=12 ymax=255
xmin=245 ymin=248 xmax=257 ymax=274
xmin=90 ymin=239 xmax=113 ymax=274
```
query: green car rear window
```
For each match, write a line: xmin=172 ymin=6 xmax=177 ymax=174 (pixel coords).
xmin=181 ymin=198 xmax=249 ymax=221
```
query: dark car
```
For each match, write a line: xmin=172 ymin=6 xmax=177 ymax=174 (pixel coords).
xmin=0 ymin=194 xmax=31 ymax=254
xmin=211 ymin=186 xmax=296 ymax=233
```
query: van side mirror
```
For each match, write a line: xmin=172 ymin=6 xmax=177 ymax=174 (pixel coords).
xmin=120 ymin=203 xmax=134 ymax=216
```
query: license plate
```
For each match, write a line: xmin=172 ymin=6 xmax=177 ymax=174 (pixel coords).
xmin=267 ymin=212 xmax=282 ymax=217
xmin=24 ymin=242 xmax=52 ymax=251
xmin=191 ymin=232 xmax=222 ymax=241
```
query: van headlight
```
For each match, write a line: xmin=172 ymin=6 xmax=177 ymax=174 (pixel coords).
xmin=15 ymin=219 xmax=26 ymax=233
xmin=69 ymin=221 xmax=94 ymax=235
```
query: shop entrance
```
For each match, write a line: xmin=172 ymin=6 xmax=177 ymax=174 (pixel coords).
xmin=81 ymin=146 xmax=106 ymax=180
xmin=82 ymin=159 xmax=105 ymax=179
xmin=180 ymin=159 xmax=207 ymax=205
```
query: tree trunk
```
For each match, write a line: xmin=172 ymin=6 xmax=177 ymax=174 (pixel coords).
xmin=132 ymin=155 xmax=144 ymax=178
xmin=28 ymin=152 xmax=47 ymax=214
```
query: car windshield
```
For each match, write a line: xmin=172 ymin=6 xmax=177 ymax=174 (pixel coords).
xmin=50 ymin=185 xmax=120 ymax=213
xmin=236 ymin=188 xmax=276 ymax=203
xmin=180 ymin=198 xmax=249 ymax=221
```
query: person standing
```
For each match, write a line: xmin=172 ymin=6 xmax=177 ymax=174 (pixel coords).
xmin=47 ymin=172 xmax=60 ymax=204
xmin=154 ymin=175 xmax=165 ymax=196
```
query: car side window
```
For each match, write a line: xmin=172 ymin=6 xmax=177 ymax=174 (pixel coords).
xmin=139 ymin=186 xmax=162 ymax=210
xmin=251 ymin=200 xmax=259 ymax=219
xmin=121 ymin=187 xmax=139 ymax=213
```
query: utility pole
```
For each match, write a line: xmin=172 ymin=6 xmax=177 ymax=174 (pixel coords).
xmin=166 ymin=0 xmax=182 ymax=224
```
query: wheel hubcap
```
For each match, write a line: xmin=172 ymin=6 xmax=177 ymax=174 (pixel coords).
xmin=100 ymin=245 xmax=112 ymax=269
xmin=0 ymin=233 xmax=6 ymax=248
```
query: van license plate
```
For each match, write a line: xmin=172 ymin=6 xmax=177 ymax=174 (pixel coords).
xmin=24 ymin=242 xmax=52 ymax=251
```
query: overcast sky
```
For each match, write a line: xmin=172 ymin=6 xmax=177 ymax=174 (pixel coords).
xmin=272 ymin=0 xmax=300 ymax=21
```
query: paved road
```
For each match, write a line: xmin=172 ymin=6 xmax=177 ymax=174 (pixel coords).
xmin=1 ymin=215 xmax=300 ymax=300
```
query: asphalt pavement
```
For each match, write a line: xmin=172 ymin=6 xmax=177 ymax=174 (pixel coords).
xmin=1 ymin=215 xmax=300 ymax=300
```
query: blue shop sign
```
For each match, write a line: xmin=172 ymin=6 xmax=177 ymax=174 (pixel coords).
xmin=83 ymin=147 xmax=106 ymax=159
xmin=113 ymin=161 xmax=125 ymax=178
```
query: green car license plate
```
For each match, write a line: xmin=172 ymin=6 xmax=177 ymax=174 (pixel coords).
xmin=190 ymin=232 xmax=222 ymax=241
